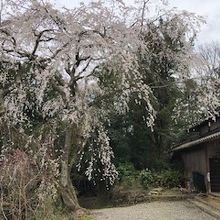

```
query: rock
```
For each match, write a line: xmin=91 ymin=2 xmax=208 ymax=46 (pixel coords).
xmin=152 ymin=187 xmax=163 ymax=192
xmin=148 ymin=187 xmax=163 ymax=195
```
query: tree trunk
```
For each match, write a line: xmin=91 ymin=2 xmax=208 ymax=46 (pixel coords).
xmin=60 ymin=174 xmax=80 ymax=212
xmin=60 ymin=125 xmax=80 ymax=212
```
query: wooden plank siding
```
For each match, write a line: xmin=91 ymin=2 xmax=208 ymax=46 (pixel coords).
xmin=179 ymin=140 xmax=220 ymax=193
xmin=174 ymin=115 xmax=220 ymax=193
xmin=182 ymin=145 xmax=207 ymax=179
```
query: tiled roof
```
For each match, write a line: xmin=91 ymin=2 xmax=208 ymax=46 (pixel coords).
xmin=173 ymin=131 xmax=220 ymax=151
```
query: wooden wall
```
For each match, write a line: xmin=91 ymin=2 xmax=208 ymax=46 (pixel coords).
xmin=181 ymin=144 xmax=207 ymax=179
xmin=207 ymin=140 xmax=220 ymax=158
xmin=180 ymin=140 xmax=220 ymax=192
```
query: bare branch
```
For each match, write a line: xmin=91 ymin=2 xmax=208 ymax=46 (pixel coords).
xmin=31 ymin=29 xmax=55 ymax=56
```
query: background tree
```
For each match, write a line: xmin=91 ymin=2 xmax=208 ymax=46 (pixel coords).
xmin=174 ymin=41 xmax=220 ymax=132
xmin=108 ymin=13 xmax=202 ymax=169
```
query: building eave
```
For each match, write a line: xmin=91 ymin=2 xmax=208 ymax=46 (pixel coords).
xmin=173 ymin=131 xmax=220 ymax=152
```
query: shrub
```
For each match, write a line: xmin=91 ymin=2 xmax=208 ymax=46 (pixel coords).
xmin=139 ymin=169 xmax=155 ymax=189
xmin=0 ymin=149 xmax=59 ymax=220
xmin=155 ymin=169 xmax=182 ymax=188
xmin=139 ymin=169 xmax=182 ymax=189
xmin=116 ymin=163 xmax=139 ymax=187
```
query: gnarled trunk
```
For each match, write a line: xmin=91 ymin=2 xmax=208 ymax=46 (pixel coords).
xmin=60 ymin=124 xmax=81 ymax=212
xmin=60 ymin=173 xmax=80 ymax=212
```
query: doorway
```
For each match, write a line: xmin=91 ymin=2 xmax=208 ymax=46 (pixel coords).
xmin=210 ymin=158 xmax=220 ymax=192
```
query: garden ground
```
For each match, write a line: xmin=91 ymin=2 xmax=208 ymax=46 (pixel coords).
xmin=92 ymin=200 xmax=216 ymax=220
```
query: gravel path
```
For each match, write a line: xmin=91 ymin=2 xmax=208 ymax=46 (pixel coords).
xmin=92 ymin=201 xmax=216 ymax=220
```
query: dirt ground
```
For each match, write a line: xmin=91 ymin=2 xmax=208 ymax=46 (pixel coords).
xmin=92 ymin=200 xmax=216 ymax=220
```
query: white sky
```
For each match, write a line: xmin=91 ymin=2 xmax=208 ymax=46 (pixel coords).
xmin=53 ymin=0 xmax=220 ymax=45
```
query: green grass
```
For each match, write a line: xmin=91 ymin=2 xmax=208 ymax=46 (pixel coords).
xmin=79 ymin=216 xmax=93 ymax=220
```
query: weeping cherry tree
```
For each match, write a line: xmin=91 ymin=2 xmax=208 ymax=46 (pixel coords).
xmin=0 ymin=0 xmax=203 ymax=216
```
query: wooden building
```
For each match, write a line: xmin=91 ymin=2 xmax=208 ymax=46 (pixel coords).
xmin=173 ymin=116 xmax=220 ymax=193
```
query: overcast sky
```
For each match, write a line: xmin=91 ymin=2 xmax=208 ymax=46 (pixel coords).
xmin=53 ymin=0 xmax=220 ymax=45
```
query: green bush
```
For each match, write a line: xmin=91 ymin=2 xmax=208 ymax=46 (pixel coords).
xmin=116 ymin=163 xmax=182 ymax=189
xmin=139 ymin=169 xmax=155 ymax=189
xmin=116 ymin=163 xmax=139 ymax=187
xmin=156 ymin=169 xmax=182 ymax=188
xmin=139 ymin=169 xmax=182 ymax=189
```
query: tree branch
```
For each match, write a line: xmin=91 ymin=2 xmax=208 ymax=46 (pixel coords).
xmin=32 ymin=29 xmax=55 ymax=57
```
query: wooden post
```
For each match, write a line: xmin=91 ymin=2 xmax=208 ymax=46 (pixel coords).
xmin=205 ymin=145 xmax=211 ymax=193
